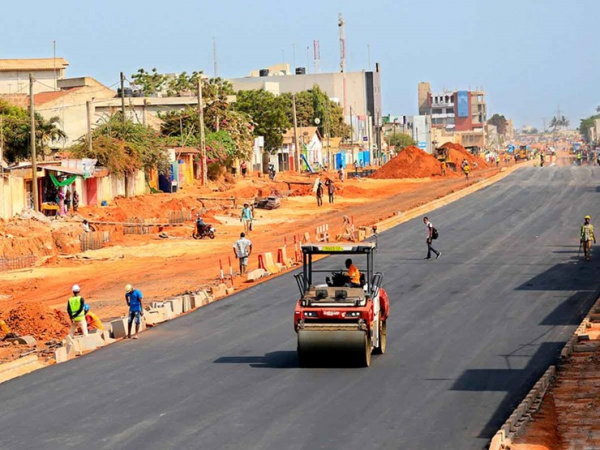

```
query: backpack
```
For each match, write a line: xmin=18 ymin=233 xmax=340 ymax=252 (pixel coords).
xmin=432 ymin=227 xmax=439 ymax=240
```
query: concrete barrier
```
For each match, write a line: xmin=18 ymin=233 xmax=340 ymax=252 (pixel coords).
xmin=167 ymin=297 xmax=184 ymax=315
xmin=210 ymin=283 xmax=228 ymax=299
xmin=182 ymin=295 xmax=192 ymax=312
xmin=247 ymin=268 xmax=267 ymax=282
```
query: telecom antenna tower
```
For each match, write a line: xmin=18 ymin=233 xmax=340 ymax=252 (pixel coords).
xmin=313 ymin=40 xmax=321 ymax=73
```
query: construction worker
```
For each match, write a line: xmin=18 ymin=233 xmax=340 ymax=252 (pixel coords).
xmin=577 ymin=151 xmax=582 ymax=166
xmin=581 ymin=215 xmax=596 ymax=261
xmin=67 ymin=284 xmax=88 ymax=337
xmin=344 ymin=258 xmax=362 ymax=287
xmin=125 ymin=284 xmax=144 ymax=339
xmin=495 ymin=155 xmax=500 ymax=168
xmin=233 ymin=232 xmax=253 ymax=275
xmin=84 ymin=304 xmax=104 ymax=331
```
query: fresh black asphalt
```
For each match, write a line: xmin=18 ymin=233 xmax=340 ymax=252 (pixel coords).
xmin=1 ymin=166 xmax=599 ymax=450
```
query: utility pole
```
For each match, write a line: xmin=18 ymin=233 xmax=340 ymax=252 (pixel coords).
xmin=292 ymin=94 xmax=300 ymax=172
xmin=213 ymin=37 xmax=219 ymax=78
xmin=120 ymin=72 xmax=126 ymax=126
xmin=29 ymin=73 xmax=39 ymax=212
xmin=86 ymin=100 xmax=93 ymax=151
xmin=338 ymin=13 xmax=348 ymax=116
xmin=53 ymin=40 xmax=57 ymax=91
xmin=0 ymin=116 xmax=4 ymax=164
xmin=198 ymin=78 xmax=207 ymax=185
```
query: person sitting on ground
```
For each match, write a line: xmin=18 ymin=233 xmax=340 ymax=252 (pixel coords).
xmin=343 ymin=258 xmax=362 ymax=288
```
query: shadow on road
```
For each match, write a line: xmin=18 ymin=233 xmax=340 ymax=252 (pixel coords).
xmin=214 ymin=351 xmax=298 ymax=368
xmin=451 ymin=341 xmax=564 ymax=439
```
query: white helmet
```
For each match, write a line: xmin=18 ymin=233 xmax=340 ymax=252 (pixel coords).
xmin=125 ymin=284 xmax=133 ymax=293
xmin=72 ymin=284 xmax=80 ymax=293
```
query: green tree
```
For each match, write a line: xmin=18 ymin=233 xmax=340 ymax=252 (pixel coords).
xmin=579 ymin=114 xmax=600 ymax=137
xmin=487 ymin=113 xmax=508 ymax=135
xmin=234 ymin=89 xmax=291 ymax=152
xmin=69 ymin=114 xmax=169 ymax=174
xmin=131 ymin=68 xmax=167 ymax=95
xmin=0 ymin=100 xmax=66 ymax=163
xmin=385 ymin=133 xmax=416 ymax=150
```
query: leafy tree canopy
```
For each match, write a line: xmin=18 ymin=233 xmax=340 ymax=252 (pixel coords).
xmin=385 ymin=133 xmax=416 ymax=150
xmin=0 ymin=100 xmax=66 ymax=163
xmin=69 ymin=114 xmax=169 ymax=174
xmin=488 ymin=113 xmax=508 ymax=135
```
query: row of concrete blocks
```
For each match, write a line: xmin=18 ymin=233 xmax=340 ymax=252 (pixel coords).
xmin=489 ymin=365 xmax=557 ymax=450
xmin=53 ymin=286 xmax=232 ymax=363
xmin=490 ymin=296 xmax=600 ymax=450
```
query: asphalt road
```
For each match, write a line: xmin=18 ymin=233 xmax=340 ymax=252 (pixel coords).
xmin=2 ymin=166 xmax=600 ymax=450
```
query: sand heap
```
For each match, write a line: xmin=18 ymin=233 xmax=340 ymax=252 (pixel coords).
xmin=371 ymin=146 xmax=442 ymax=179
xmin=440 ymin=142 xmax=489 ymax=169
xmin=2 ymin=302 xmax=70 ymax=342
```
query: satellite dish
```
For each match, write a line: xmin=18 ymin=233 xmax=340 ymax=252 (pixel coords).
xmin=314 ymin=118 xmax=321 ymax=125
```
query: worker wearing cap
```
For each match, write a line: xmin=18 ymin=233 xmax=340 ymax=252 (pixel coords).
xmin=344 ymin=258 xmax=362 ymax=287
xmin=240 ymin=202 xmax=253 ymax=234
xmin=125 ymin=284 xmax=144 ymax=339
xmin=67 ymin=284 xmax=88 ymax=337
xmin=581 ymin=215 xmax=596 ymax=261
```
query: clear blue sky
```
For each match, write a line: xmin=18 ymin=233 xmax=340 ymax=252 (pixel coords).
xmin=4 ymin=0 xmax=599 ymax=129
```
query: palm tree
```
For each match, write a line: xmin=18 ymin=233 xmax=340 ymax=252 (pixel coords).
xmin=35 ymin=115 xmax=66 ymax=155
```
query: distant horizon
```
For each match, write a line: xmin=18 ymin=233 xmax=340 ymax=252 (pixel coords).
xmin=2 ymin=0 xmax=598 ymax=130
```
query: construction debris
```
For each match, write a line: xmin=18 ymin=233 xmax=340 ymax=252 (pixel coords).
xmin=254 ymin=196 xmax=281 ymax=210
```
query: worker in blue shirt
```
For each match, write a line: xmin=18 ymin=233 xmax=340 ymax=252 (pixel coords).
xmin=125 ymin=284 xmax=144 ymax=339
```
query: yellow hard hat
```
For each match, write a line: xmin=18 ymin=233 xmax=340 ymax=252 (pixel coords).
xmin=125 ymin=284 xmax=133 ymax=293
xmin=585 ymin=215 xmax=591 ymax=220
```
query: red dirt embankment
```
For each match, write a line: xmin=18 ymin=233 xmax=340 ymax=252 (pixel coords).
xmin=1 ymin=302 xmax=70 ymax=342
xmin=441 ymin=142 xmax=490 ymax=169
xmin=371 ymin=146 xmax=444 ymax=179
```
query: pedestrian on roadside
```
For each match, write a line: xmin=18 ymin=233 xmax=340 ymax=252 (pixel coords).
xmin=441 ymin=161 xmax=447 ymax=176
xmin=65 ymin=189 xmax=72 ymax=213
xmin=125 ymin=284 xmax=144 ymax=339
xmin=233 ymin=232 xmax=253 ymax=275
xmin=73 ymin=189 xmax=79 ymax=213
xmin=240 ymin=202 xmax=253 ymax=234
xmin=423 ymin=216 xmax=441 ymax=260
xmin=580 ymin=215 xmax=596 ymax=261
xmin=463 ymin=161 xmax=470 ymax=181
xmin=325 ymin=179 xmax=335 ymax=204
xmin=338 ymin=165 xmax=345 ymax=182
xmin=240 ymin=161 xmax=248 ymax=178
xmin=316 ymin=179 xmax=324 ymax=207
xmin=495 ymin=155 xmax=500 ymax=168
xmin=67 ymin=284 xmax=88 ymax=337
xmin=58 ymin=188 xmax=66 ymax=216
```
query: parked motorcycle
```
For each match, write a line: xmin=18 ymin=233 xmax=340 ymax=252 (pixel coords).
xmin=192 ymin=222 xmax=216 ymax=240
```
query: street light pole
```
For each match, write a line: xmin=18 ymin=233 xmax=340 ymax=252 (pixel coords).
xmin=29 ymin=73 xmax=39 ymax=212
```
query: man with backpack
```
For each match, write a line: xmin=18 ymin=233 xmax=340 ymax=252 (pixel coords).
xmin=423 ymin=216 xmax=441 ymax=260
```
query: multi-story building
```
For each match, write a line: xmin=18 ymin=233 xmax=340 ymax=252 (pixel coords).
xmin=228 ymin=63 xmax=382 ymax=162
xmin=0 ymin=58 xmax=69 ymax=94
xmin=418 ymin=82 xmax=486 ymax=132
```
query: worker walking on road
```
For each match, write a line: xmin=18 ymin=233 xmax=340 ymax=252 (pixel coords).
xmin=581 ymin=215 xmax=596 ymax=261
xmin=240 ymin=202 xmax=253 ymax=234
xmin=423 ymin=217 xmax=441 ymax=260
xmin=233 ymin=232 xmax=253 ymax=275
xmin=67 ymin=284 xmax=88 ymax=337
xmin=125 ymin=284 xmax=144 ymax=339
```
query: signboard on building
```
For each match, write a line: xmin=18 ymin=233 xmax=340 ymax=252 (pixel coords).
xmin=418 ymin=141 xmax=427 ymax=150
xmin=457 ymin=91 xmax=469 ymax=118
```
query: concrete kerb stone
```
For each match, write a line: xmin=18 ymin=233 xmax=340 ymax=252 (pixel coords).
xmin=210 ymin=283 xmax=227 ymax=299
xmin=110 ymin=317 xmax=129 ymax=339
xmin=247 ymin=268 xmax=267 ymax=282
xmin=0 ymin=354 xmax=44 ymax=384
xmin=182 ymin=295 xmax=192 ymax=312
xmin=5 ymin=335 xmax=37 ymax=346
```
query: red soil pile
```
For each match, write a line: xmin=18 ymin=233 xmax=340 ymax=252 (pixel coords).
xmin=2 ymin=302 xmax=70 ymax=342
xmin=371 ymin=146 xmax=442 ymax=179
xmin=441 ymin=142 xmax=489 ymax=169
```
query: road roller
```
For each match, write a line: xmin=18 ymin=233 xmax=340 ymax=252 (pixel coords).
xmin=294 ymin=242 xmax=389 ymax=367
